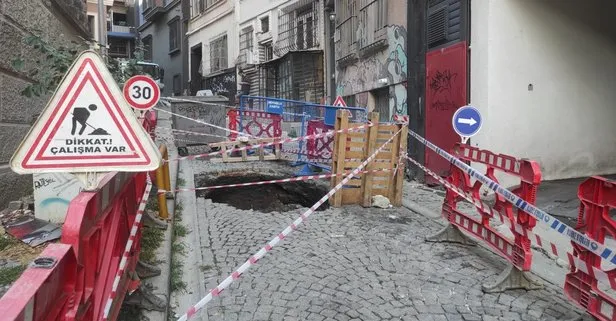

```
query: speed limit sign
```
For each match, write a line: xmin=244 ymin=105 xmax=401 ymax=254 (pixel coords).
xmin=123 ymin=75 xmax=160 ymax=110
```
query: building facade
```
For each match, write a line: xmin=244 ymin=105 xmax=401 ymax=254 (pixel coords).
xmin=405 ymin=0 xmax=616 ymax=184
xmin=86 ymin=0 xmax=139 ymax=59
xmin=0 ymin=0 xmax=89 ymax=208
xmin=236 ymin=0 xmax=329 ymax=104
xmin=186 ymin=0 xmax=239 ymax=99
xmin=137 ymin=0 xmax=187 ymax=95
xmin=334 ymin=0 xmax=408 ymax=121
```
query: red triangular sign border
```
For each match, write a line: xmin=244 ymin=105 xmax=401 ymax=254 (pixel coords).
xmin=10 ymin=50 xmax=161 ymax=174
xmin=333 ymin=95 xmax=347 ymax=107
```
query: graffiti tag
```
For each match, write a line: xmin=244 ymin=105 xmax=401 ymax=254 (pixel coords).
xmin=429 ymin=70 xmax=458 ymax=94
xmin=34 ymin=177 xmax=56 ymax=189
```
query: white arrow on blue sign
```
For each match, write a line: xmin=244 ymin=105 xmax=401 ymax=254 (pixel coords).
xmin=452 ymin=105 xmax=482 ymax=139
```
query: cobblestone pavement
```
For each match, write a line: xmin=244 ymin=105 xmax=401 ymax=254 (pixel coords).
xmin=192 ymin=191 xmax=591 ymax=321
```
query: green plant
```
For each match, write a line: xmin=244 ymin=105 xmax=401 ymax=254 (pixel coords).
xmin=11 ymin=33 xmax=148 ymax=98
xmin=0 ymin=265 xmax=26 ymax=286
xmin=170 ymin=201 xmax=188 ymax=293
xmin=139 ymin=226 xmax=165 ymax=264
xmin=0 ymin=235 xmax=18 ymax=251
xmin=176 ymin=177 xmax=186 ymax=188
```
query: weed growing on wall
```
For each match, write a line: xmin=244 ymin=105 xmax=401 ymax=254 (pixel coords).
xmin=11 ymin=33 xmax=148 ymax=98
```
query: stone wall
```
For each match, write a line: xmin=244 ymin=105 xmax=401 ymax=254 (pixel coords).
xmin=0 ymin=0 xmax=88 ymax=209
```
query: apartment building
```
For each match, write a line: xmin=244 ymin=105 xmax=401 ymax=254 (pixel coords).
xmin=186 ymin=0 xmax=239 ymax=100
xmin=137 ymin=0 xmax=187 ymax=95
xmin=86 ymin=0 xmax=138 ymax=59
xmin=237 ymin=0 xmax=328 ymax=104
xmin=333 ymin=0 xmax=408 ymax=121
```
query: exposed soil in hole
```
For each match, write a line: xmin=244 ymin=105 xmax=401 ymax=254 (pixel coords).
xmin=198 ymin=173 xmax=330 ymax=213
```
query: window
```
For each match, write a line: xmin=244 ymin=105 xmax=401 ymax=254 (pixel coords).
xmin=173 ymin=74 xmax=182 ymax=96
xmin=239 ymin=27 xmax=254 ymax=64
xmin=112 ymin=12 xmax=128 ymax=26
xmin=109 ymin=39 xmax=130 ymax=58
xmin=87 ymin=15 xmax=95 ymax=39
xmin=209 ymin=35 xmax=228 ymax=73
xmin=191 ymin=0 xmax=220 ymax=17
xmin=260 ymin=16 xmax=269 ymax=33
xmin=358 ymin=0 xmax=388 ymax=49
xmin=260 ymin=42 xmax=273 ymax=62
xmin=296 ymin=6 xmax=316 ymax=50
xmin=335 ymin=0 xmax=358 ymax=58
xmin=168 ymin=17 xmax=181 ymax=52
xmin=142 ymin=35 xmax=153 ymax=61
xmin=143 ymin=0 xmax=153 ymax=11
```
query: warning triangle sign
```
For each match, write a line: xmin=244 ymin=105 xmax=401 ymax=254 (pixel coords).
xmin=10 ymin=50 xmax=162 ymax=174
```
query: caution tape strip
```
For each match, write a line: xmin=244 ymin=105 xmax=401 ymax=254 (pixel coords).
xmin=160 ymin=96 xmax=231 ymax=109
xmin=176 ymin=125 xmax=405 ymax=321
xmin=403 ymin=155 xmax=562 ymax=256
xmin=102 ymin=176 xmax=153 ymax=321
xmin=407 ymin=130 xmax=616 ymax=267
xmin=161 ymin=168 xmax=394 ymax=194
xmin=403 ymin=153 xmax=616 ymax=289
xmin=280 ymin=149 xmax=332 ymax=159
xmin=166 ymin=123 xmax=372 ymax=162
xmin=157 ymin=127 xmax=231 ymax=140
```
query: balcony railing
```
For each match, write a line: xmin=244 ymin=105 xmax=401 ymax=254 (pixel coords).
xmin=110 ymin=24 xmax=133 ymax=33
xmin=358 ymin=0 xmax=388 ymax=50
xmin=336 ymin=15 xmax=357 ymax=60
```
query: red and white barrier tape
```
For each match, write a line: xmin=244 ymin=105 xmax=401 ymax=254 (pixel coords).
xmin=102 ymin=176 xmax=153 ymax=321
xmin=176 ymin=125 xmax=405 ymax=321
xmin=281 ymin=149 xmax=332 ymax=159
xmin=155 ymin=104 xmax=254 ymax=139
xmin=167 ymin=123 xmax=372 ymax=162
xmin=160 ymin=96 xmax=230 ymax=109
xmin=403 ymin=155 xmax=564 ymax=259
xmin=157 ymin=127 xmax=231 ymax=140
xmin=162 ymin=168 xmax=394 ymax=194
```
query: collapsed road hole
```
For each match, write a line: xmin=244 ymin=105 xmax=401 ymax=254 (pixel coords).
xmin=198 ymin=173 xmax=330 ymax=213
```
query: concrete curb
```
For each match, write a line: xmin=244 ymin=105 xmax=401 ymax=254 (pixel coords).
xmin=142 ymin=106 xmax=179 ymax=321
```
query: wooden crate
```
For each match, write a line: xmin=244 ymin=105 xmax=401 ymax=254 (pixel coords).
xmin=330 ymin=111 xmax=408 ymax=207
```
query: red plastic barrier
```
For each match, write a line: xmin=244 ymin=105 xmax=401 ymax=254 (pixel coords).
xmin=0 ymin=112 xmax=157 ymax=321
xmin=564 ymin=176 xmax=616 ymax=321
xmin=441 ymin=143 xmax=542 ymax=271
xmin=306 ymin=119 xmax=334 ymax=161
xmin=141 ymin=109 xmax=157 ymax=140
xmin=227 ymin=109 xmax=282 ymax=140
xmin=0 ymin=172 xmax=149 ymax=321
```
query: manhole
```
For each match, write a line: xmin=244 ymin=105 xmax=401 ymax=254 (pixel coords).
xmin=198 ymin=173 xmax=330 ymax=213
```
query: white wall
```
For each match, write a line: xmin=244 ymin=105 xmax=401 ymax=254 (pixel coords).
xmin=187 ymin=0 xmax=236 ymax=81
xmin=471 ymin=0 xmax=616 ymax=182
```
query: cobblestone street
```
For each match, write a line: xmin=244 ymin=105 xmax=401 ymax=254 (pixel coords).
xmin=177 ymin=164 xmax=590 ymax=321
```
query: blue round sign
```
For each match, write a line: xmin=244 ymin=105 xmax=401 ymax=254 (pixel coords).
xmin=452 ymin=106 xmax=482 ymax=138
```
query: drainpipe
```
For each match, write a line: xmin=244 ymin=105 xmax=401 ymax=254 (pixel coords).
xmin=324 ymin=5 xmax=336 ymax=104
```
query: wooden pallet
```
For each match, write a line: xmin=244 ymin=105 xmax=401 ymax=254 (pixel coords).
xmin=330 ymin=111 xmax=408 ymax=207
xmin=209 ymin=137 xmax=282 ymax=162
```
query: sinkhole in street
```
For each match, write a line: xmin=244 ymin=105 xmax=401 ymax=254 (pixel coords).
xmin=198 ymin=173 xmax=330 ymax=213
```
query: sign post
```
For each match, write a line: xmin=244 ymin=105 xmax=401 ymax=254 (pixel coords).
xmin=452 ymin=105 xmax=482 ymax=144
xmin=10 ymin=50 xmax=162 ymax=191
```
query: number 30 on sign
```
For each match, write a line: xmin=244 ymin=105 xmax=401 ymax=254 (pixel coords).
xmin=123 ymin=75 xmax=160 ymax=110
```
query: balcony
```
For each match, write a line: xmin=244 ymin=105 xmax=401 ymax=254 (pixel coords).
xmin=143 ymin=0 xmax=166 ymax=21
xmin=107 ymin=22 xmax=136 ymax=38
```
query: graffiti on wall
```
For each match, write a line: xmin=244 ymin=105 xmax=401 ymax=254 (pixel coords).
xmin=428 ymin=69 xmax=459 ymax=111
xmin=336 ymin=25 xmax=408 ymax=119
xmin=33 ymin=173 xmax=82 ymax=223
xmin=205 ymin=68 xmax=237 ymax=101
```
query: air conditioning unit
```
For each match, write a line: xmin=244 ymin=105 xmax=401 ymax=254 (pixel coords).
xmin=246 ymin=52 xmax=255 ymax=65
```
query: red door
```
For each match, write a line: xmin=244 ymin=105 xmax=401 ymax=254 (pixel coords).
xmin=424 ymin=41 xmax=468 ymax=184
